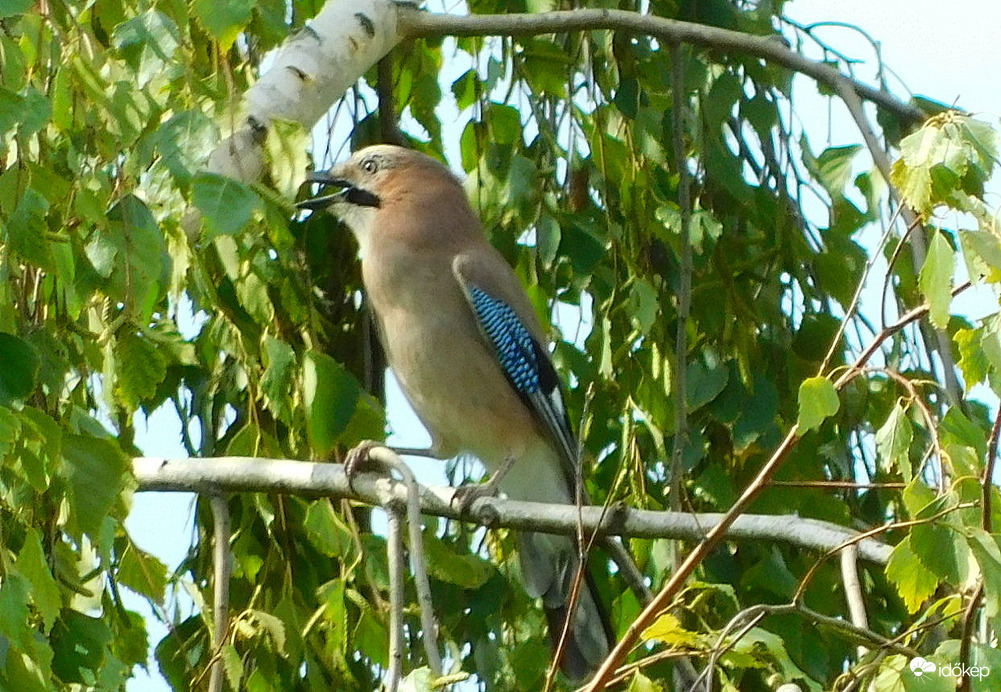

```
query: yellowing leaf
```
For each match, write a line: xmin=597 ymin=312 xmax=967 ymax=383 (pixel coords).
xmin=796 ymin=377 xmax=839 ymax=432
xmin=641 ymin=613 xmax=702 ymax=648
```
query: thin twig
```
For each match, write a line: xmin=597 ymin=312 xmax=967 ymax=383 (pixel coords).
xmin=840 ymin=545 xmax=868 ymax=660
xmin=385 ymin=508 xmax=404 ymax=692
xmin=668 ymin=40 xmax=692 ymax=520
xmin=364 ymin=445 xmax=444 ymax=677
xmin=207 ymin=494 xmax=231 ymax=692
xmin=957 ymin=405 xmax=1001 ymax=690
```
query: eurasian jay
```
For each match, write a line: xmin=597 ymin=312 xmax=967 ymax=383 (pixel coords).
xmin=298 ymin=144 xmax=611 ymax=680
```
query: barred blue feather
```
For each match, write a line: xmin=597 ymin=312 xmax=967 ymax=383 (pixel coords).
xmin=463 ymin=282 xmax=578 ymax=477
xmin=467 ymin=285 xmax=541 ymax=394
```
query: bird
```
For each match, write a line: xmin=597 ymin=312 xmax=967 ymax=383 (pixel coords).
xmin=297 ymin=144 xmax=612 ymax=681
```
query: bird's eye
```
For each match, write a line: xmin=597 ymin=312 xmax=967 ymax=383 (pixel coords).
xmin=362 ymin=158 xmax=378 ymax=174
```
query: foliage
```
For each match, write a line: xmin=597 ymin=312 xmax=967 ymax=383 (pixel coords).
xmin=0 ymin=0 xmax=999 ymax=690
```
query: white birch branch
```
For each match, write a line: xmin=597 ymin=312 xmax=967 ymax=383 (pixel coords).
xmin=205 ymin=1 xmax=924 ymax=185
xmin=206 ymin=0 xmax=402 ymax=182
xmin=133 ymin=457 xmax=892 ymax=565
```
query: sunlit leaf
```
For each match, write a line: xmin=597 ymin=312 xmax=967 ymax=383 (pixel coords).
xmin=919 ymin=231 xmax=954 ymax=329
xmin=875 ymin=401 xmax=913 ymax=480
xmin=886 ymin=536 xmax=939 ymax=613
xmin=796 ymin=377 xmax=839 ymax=432
xmin=192 ymin=173 xmax=261 ymax=239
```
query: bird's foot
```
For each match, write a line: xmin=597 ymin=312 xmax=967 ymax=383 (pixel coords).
xmin=344 ymin=440 xmax=382 ymax=490
xmin=451 ymin=480 xmax=500 ymax=515
xmin=451 ymin=454 xmax=517 ymax=515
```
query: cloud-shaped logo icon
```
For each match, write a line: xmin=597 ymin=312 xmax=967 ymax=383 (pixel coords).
xmin=909 ymin=657 xmax=936 ymax=676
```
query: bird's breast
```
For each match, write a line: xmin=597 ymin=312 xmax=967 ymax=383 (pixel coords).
xmin=363 ymin=265 xmax=540 ymax=470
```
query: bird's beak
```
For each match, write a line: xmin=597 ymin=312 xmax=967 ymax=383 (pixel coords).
xmin=297 ymin=170 xmax=381 ymax=211
xmin=296 ymin=171 xmax=354 ymax=211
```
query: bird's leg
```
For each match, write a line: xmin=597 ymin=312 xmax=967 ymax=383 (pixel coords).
xmin=452 ymin=454 xmax=518 ymax=513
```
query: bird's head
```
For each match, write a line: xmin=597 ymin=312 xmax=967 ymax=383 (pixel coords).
xmin=298 ymin=145 xmax=472 ymax=254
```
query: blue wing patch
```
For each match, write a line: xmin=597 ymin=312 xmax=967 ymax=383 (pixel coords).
xmin=467 ymin=285 xmax=541 ymax=395
xmin=464 ymin=284 xmax=579 ymax=481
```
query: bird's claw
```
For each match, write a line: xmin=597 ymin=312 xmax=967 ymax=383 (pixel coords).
xmin=451 ymin=481 xmax=498 ymax=515
xmin=345 ymin=440 xmax=381 ymax=490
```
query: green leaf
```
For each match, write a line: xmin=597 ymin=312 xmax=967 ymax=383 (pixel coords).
xmin=156 ymin=110 xmax=220 ymax=189
xmin=686 ymin=357 xmax=729 ymax=411
xmin=0 ymin=332 xmax=40 ymax=404
xmin=265 ymin=118 xmax=310 ymax=199
xmin=112 ymin=10 xmax=182 ymax=86
xmin=813 ymin=145 xmax=863 ymax=199
xmin=193 ymin=0 xmax=255 ymax=47
xmin=535 ymin=212 xmax=560 ymax=268
xmin=60 ymin=435 xmax=129 ymax=536
xmin=796 ymin=377 xmax=839 ymax=432
xmin=626 ymin=670 xmax=663 ymax=692
xmin=105 ymin=195 xmax=169 ymax=321
xmin=261 ymin=337 xmax=296 ymax=424
xmin=221 ymin=644 xmax=244 ymax=689
xmin=451 ymin=69 xmax=479 ymax=111
xmin=118 ymin=542 xmax=168 ymax=605
xmin=959 ymin=228 xmax=1001 ymax=284
xmin=15 ymin=529 xmax=61 ymax=633
xmin=302 ymin=351 xmax=363 ymax=455
xmin=191 ymin=172 xmax=261 ymax=239
xmin=115 ymin=332 xmax=168 ymax=410
xmin=919 ymin=232 xmax=953 ymax=329
xmin=487 ymin=103 xmax=522 ymax=146
xmin=641 ymin=613 xmax=703 ymax=647
xmin=0 ymin=0 xmax=32 ymax=17
xmin=50 ymin=610 xmax=113 ymax=684
xmin=911 ymin=523 xmax=967 ymax=584
xmin=6 ymin=188 xmax=54 ymax=272
xmin=244 ymin=610 xmax=286 ymax=654
xmin=628 ymin=278 xmax=660 ymax=335
xmin=966 ymin=529 xmax=1001 ymax=617
xmin=0 ymin=573 xmax=32 ymax=649
xmin=423 ymin=534 xmax=492 ymax=589
xmin=875 ymin=401 xmax=913 ymax=480
xmin=303 ymin=501 xmax=354 ymax=558
xmin=885 ymin=536 xmax=939 ymax=613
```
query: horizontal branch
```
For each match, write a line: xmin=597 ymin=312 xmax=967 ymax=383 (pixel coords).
xmin=133 ymin=457 xmax=892 ymax=565
xmin=398 ymin=7 xmax=925 ymax=126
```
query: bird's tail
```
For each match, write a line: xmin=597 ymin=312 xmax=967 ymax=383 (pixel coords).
xmin=516 ymin=531 xmax=612 ymax=681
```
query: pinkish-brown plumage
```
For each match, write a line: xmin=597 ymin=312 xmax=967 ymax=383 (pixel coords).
xmin=303 ymin=145 xmax=611 ymax=680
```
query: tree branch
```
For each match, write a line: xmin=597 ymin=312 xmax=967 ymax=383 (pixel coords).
xmin=398 ymin=7 xmax=924 ymax=126
xmin=132 ymin=457 xmax=892 ymax=565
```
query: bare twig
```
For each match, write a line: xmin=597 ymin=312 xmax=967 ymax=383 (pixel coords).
xmin=362 ymin=445 xmax=443 ymax=677
xmin=840 ymin=545 xmax=869 ymax=659
xmin=385 ymin=508 xmax=404 ymax=692
xmin=668 ymin=40 xmax=692 ymax=519
xmin=207 ymin=494 xmax=231 ymax=692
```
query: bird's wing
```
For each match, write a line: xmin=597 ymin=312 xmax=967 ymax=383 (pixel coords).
xmin=452 ymin=254 xmax=580 ymax=491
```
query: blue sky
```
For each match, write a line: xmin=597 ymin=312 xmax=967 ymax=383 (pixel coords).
xmin=123 ymin=1 xmax=1001 ymax=689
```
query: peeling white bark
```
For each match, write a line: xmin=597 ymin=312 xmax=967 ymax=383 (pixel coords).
xmin=208 ymin=0 xmax=402 ymax=182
